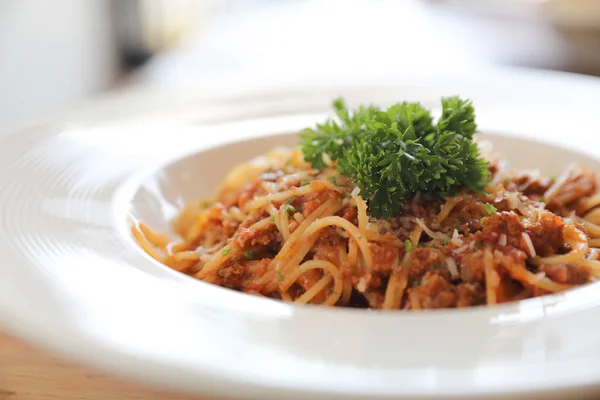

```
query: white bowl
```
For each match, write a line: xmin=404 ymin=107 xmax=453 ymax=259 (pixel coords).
xmin=2 ymin=68 xmax=600 ymax=399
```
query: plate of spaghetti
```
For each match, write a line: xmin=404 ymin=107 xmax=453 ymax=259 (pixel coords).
xmin=2 ymin=68 xmax=600 ymax=399
xmin=132 ymin=97 xmax=600 ymax=310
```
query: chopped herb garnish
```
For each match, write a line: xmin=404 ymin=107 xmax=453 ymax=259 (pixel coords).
xmin=283 ymin=197 xmax=297 ymax=214
xmin=539 ymin=197 xmax=545 ymax=203
xmin=277 ymin=272 xmax=284 ymax=282
xmin=550 ymin=176 xmax=557 ymax=183
xmin=221 ymin=248 xmax=230 ymax=256
xmin=405 ymin=240 xmax=415 ymax=252
xmin=480 ymin=217 xmax=485 ymax=225
xmin=358 ymin=235 xmax=363 ymax=240
xmin=300 ymin=97 xmax=490 ymax=218
xmin=328 ymin=288 xmax=334 ymax=294
xmin=484 ymin=203 xmax=497 ymax=215
xmin=442 ymin=237 xmax=449 ymax=245
xmin=412 ymin=280 xmax=419 ymax=287
xmin=300 ymin=180 xmax=310 ymax=187
xmin=328 ymin=176 xmax=337 ymax=184
xmin=270 ymin=214 xmax=276 ymax=221
xmin=244 ymin=251 xmax=254 ymax=260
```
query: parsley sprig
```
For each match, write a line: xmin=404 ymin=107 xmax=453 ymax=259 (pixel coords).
xmin=300 ymin=97 xmax=490 ymax=218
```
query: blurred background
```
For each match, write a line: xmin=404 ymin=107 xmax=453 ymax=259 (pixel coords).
xmin=1 ymin=0 xmax=600 ymax=135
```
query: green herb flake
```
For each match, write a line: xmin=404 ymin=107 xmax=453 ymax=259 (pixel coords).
xmin=442 ymin=237 xmax=449 ymax=245
xmin=300 ymin=180 xmax=311 ymax=187
xmin=412 ymin=280 xmax=419 ymax=287
xmin=284 ymin=203 xmax=296 ymax=215
xmin=328 ymin=288 xmax=334 ymax=294
xmin=539 ymin=197 xmax=545 ymax=203
xmin=328 ymin=176 xmax=337 ymax=184
xmin=244 ymin=251 xmax=254 ymax=260
xmin=270 ymin=214 xmax=276 ymax=221
xmin=221 ymin=248 xmax=230 ymax=256
xmin=480 ymin=217 xmax=485 ymax=225
xmin=550 ymin=176 xmax=557 ymax=183
xmin=484 ymin=203 xmax=497 ymax=215
xmin=405 ymin=240 xmax=415 ymax=252
xmin=277 ymin=272 xmax=284 ymax=282
xmin=299 ymin=97 xmax=490 ymax=218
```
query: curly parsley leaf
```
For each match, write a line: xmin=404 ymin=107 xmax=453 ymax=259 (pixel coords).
xmin=300 ymin=96 xmax=490 ymax=218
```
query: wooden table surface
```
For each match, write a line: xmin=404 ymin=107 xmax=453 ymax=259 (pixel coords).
xmin=0 ymin=332 xmax=214 ymax=400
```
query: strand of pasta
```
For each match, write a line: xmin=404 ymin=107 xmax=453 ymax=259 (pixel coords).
xmin=185 ymin=207 xmax=213 ymax=242
xmin=364 ymin=232 xmax=405 ymax=247
xmin=296 ymin=275 xmax=332 ymax=304
xmin=531 ymin=224 xmax=588 ymax=265
xmin=410 ymin=225 xmax=424 ymax=247
xmin=577 ymin=217 xmax=600 ymax=238
xmin=131 ymin=223 xmax=165 ymax=263
xmin=483 ymin=247 xmax=499 ymax=305
xmin=228 ymin=206 xmax=247 ymax=222
xmin=197 ymin=216 xmax=273 ymax=279
xmin=543 ymin=166 xmax=572 ymax=204
xmin=243 ymin=182 xmax=342 ymax=213
xmin=577 ymin=259 xmax=600 ymax=278
xmin=353 ymin=194 xmax=405 ymax=247
xmin=136 ymin=222 xmax=198 ymax=270
xmin=166 ymin=241 xmax=192 ymax=256
xmin=272 ymin=209 xmax=284 ymax=239
xmin=335 ymin=243 xmax=353 ymax=306
xmin=498 ymin=250 xmax=573 ymax=292
xmin=354 ymin=195 xmax=369 ymax=232
xmin=577 ymin=193 xmax=600 ymax=216
xmin=584 ymin=208 xmax=600 ymax=226
xmin=138 ymin=223 xmax=172 ymax=249
xmin=300 ymin=216 xmax=374 ymax=270
xmin=259 ymin=198 xmax=343 ymax=289
xmin=279 ymin=203 xmax=291 ymax=241
xmin=382 ymin=253 xmax=406 ymax=310
xmin=435 ymin=194 xmax=465 ymax=225
xmin=280 ymin=290 xmax=293 ymax=302
xmin=409 ymin=293 xmax=421 ymax=310
xmin=283 ymin=260 xmax=343 ymax=305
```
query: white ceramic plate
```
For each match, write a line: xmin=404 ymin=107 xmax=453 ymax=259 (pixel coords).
xmin=2 ymin=68 xmax=600 ymax=400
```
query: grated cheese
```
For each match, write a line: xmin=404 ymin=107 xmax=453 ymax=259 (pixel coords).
xmin=522 ymin=232 xmax=537 ymax=257
xmin=445 ymin=257 xmax=459 ymax=277
xmin=453 ymin=244 xmax=470 ymax=254
xmin=498 ymin=234 xmax=507 ymax=246
xmin=415 ymin=218 xmax=447 ymax=240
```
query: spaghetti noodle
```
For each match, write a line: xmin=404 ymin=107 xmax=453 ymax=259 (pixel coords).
xmin=133 ymin=147 xmax=600 ymax=310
